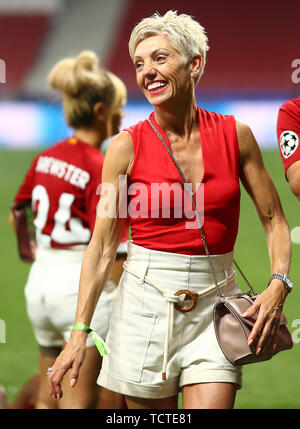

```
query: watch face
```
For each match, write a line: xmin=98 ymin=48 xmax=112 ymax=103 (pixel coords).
xmin=286 ymin=277 xmax=293 ymax=289
xmin=273 ymin=274 xmax=293 ymax=291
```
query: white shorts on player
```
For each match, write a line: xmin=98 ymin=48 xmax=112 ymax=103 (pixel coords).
xmin=25 ymin=247 xmax=117 ymax=348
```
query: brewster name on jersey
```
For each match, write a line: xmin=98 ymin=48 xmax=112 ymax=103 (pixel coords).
xmin=13 ymin=137 xmax=105 ymax=249
xmin=35 ymin=156 xmax=91 ymax=189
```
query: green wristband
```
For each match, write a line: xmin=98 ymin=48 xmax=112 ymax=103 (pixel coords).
xmin=72 ymin=323 xmax=110 ymax=356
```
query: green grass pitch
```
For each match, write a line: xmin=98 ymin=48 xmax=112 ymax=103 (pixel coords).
xmin=0 ymin=149 xmax=299 ymax=408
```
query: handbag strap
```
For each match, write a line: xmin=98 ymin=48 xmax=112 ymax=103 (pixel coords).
xmin=147 ymin=118 xmax=257 ymax=298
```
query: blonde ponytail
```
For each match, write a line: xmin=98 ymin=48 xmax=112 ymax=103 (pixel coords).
xmin=48 ymin=50 xmax=115 ymax=128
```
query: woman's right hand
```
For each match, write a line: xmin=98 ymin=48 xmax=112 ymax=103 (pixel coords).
xmin=47 ymin=331 xmax=87 ymax=399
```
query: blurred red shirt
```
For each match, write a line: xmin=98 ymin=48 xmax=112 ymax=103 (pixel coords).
xmin=14 ymin=136 xmax=128 ymax=249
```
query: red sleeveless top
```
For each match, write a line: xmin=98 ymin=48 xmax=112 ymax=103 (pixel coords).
xmin=125 ymin=107 xmax=240 ymax=255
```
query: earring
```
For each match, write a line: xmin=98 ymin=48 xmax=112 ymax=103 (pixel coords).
xmin=193 ymin=71 xmax=198 ymax=77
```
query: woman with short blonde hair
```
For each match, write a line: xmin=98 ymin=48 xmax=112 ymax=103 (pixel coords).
xmin=48 ymin=11 xmax=291 ymax=409
xmin=129 ymin=10 xmax=209 ymax=83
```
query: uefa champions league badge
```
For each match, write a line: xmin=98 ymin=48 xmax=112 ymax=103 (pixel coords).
xmin=280 ymin=130 xmax=299 ymax=158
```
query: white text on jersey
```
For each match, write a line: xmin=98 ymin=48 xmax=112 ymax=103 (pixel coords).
xmin=35 ymin=156 xmax=90 ymax=189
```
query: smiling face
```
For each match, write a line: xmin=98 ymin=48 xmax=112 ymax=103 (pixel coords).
xmin=133 ymin=34 xmax=195 ymax=107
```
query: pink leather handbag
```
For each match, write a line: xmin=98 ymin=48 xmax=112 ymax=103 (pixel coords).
xmin=213 ymin=290 xmax=293 ymax=365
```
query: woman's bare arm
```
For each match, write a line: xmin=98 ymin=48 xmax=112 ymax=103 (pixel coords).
xmin=236 ymin=120 xmax=291 ymax=354
xmin=8 ymin=211 xmax=16 ymax=231
xmin=48 ymin=132 xmax=134 ymax=399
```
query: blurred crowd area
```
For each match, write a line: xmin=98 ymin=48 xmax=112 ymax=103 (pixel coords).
xmin=0 ymin=0 xmax=299 ymax=148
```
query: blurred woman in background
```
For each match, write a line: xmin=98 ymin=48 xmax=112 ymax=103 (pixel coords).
xmin=10 ymin=50 xmax=128 ymax=409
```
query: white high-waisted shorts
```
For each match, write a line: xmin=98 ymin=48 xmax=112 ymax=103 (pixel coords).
xmin=25 ymin=247 xmax=117 ymax=348
xmin=98 ymin=242 xmax=243 ymax=399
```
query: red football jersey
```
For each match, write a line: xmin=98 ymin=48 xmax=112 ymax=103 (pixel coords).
xmin=277 ymin=97 xmax=300 ymax=173
xmin=13 ymin=137 xmax=104 ymax=249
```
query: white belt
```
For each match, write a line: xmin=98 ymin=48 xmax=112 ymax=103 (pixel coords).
xmin=123 ymin=262 xmax=234 ymax=380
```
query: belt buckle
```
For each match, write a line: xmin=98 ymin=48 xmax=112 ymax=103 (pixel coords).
xmin=174 ymin=289 xmax=198 ymax=312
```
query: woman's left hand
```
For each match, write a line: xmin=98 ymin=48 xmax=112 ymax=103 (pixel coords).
xmin=242 ymin=279 xmax=288 ymax=354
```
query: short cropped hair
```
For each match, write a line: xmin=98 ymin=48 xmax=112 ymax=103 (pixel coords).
xmin=128 ymin=10 xmax=209 ymax=81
